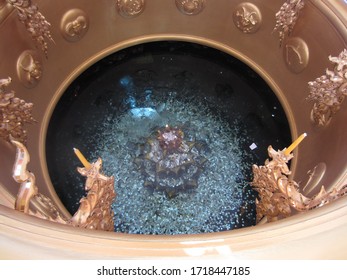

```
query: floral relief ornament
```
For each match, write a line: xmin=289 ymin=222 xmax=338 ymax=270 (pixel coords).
xmin=0 ymin=77 xmax=36 ymax=144
xmin=307 ymin=49 xmax=347 ymax=126
xmin=6 ymin=0 xmax=54 ymax=56
xmin=273 ymin=0 xmax=305 ymax=46
xmin=175 ymin=0 xmax=205 ymax=16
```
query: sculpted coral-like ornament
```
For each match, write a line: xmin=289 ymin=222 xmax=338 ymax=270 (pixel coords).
xmin=0 ymin=77 xmax=36 ymax=143
xmin=70 ymin=158 xmax=116 ymax=231
xmin=251 ymin=145 xmax=347 ymax=223
xmin=135 ymin=125 xmax=207 ymax=198
xmin=6 ymin=0 xmax=54 ymax=56
xmin=307 ymin=49 xmax=347 ymax=126
xmin=273 ymin=0 xmax=305 ymax=46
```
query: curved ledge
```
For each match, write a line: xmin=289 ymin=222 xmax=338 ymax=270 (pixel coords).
xmin=2 ymin=195 xmax=347 ymax=259
xmin=318 ymin=0 xmax=347 ymax=41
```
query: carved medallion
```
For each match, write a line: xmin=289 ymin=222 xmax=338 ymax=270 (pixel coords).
xmin=116 ymin=0 xmax=145 ymax=18
xmin=233 ymin=3 xmax=262 ymax=34
xmin=16 ymin=50 xmax=43 ymax=88
xmin=61 ymin=9 xmax=89 ymax=42
xmin=175 ymin=0 xmax=205 ymax=16
xmin=284 ymin=37 xmax=309 ymax=73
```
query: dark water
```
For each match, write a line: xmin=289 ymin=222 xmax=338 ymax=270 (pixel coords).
xmin=46 ymin=41 xmax=291 ymax=234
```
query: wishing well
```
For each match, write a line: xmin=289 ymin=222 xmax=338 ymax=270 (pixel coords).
xmin=1 ymin=0 xmax=347 ymax=258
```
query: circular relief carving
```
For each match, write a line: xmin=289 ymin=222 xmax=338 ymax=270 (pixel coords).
xmin=32 ymin=194 xmax=65 ymax=221
xmin=175 ymin=0 xmax=205 ymax=16
xmin=284 ymin=37 xmax=309 ymax=73
xmin=60 ymin=9 xmax=89 ymax=42
xmin=116 ymin=0 xmax=145 ymax=18
xmin=16 ymin=50 xmax=43 ymax=88
xmin=233 ymin=3 xmax=262 ymax=34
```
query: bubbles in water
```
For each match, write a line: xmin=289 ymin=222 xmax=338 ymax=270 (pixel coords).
xmin=46 ymin=41 xmax=290 ymax=235
xmin=91 ymin=93 xmax=253 ymax=234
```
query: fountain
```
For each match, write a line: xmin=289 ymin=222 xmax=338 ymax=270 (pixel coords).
xmin=1 ymin=0 xmax=347 ymax=259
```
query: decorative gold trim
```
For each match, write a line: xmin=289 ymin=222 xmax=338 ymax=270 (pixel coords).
xmin=273 ymin=0 xmax=305 ymax=46
xmin=116 ymin=0 xmax=145 ymax=18
xmin=0 ymin=77 xmax=36 ymax=144
xmin=251 ymin=146 xmax=347 ymax=223
xmin=6 ymin=0 xmax=54 ymax=56
xmin=307 ymin=49 xmax=347 ymax=126
xmin=175 ymin=0 xmax=205 ymax=16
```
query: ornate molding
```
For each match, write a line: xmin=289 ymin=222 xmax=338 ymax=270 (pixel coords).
xmin=116 ymin=0 xmax=145 ymax=18
xmin=175 ymin=0 xmax=205 ymax=16
xmin=273 ymin=0 xmax=305 ymax=46
xmin=16 ymin=50 xmax=42 ymax=87
xmin=60 ymin=9 xmax=89 ymax=42
xmin=251 ymin=146 xmax=347 ymax=223
xmin=10 ymin=140 xmax=116 ymax=231
xmin=233 ymin=2 xmax=262 ymax=34
xmin=11 ymin=139 xmax=67 ymax=223
xmin=307 ymin=49 xmax=347 ymax=126
xmin=6 ymin=0 xmax=54 ymax=56
xmin=0 ymin=77 xmax=35 ymax=144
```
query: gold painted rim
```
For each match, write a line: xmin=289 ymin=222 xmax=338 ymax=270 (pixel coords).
xmin=2 ymin=194 xmax=347 ymax=258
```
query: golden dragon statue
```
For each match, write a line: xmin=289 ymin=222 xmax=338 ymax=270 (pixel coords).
xmin=10 ymin=139 xmax=116 ymax=231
